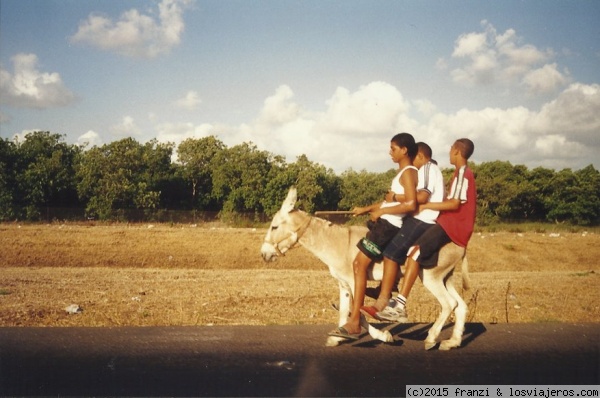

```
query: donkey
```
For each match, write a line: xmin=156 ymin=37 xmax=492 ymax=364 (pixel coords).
xmin=261 ymin=187 xmax=471 ymax=349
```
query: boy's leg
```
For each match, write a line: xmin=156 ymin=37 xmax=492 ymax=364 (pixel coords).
xmin=399 ymin=251 xmax=420 ymax=299
xmin=375 ymin=257 xmax=398 ymax=309
xmin=377 ymin=224 xmax=449 ymax=322
xmin=339 ymin=251 xmax=371 ymax=335
xmin=375 ymin=251 xmax=418 ymax=322
xmin=361 ymin=257 xmax=398 ymax=318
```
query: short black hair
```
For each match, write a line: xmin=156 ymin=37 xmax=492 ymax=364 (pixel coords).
xmin=455 ymin=138 xmax=475 ymax=160
xmin=391 ymin=132 xmax=417 ymax=160
xmin=416 ymin=142 xmax=432 ymax=159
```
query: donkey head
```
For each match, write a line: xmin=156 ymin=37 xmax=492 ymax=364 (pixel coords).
xmin=261 ymin=187 xmax=308 ymax=262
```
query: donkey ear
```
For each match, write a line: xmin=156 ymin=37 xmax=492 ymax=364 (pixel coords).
xmin=281 ymin=187 xmax=297 ymax=213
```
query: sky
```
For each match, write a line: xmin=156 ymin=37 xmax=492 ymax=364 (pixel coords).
xmin=1 ymin=0 xmax=599 ymax=173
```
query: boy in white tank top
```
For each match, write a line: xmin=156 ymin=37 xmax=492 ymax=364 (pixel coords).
xmin=329 ymin=133 xmax=418 ymax=340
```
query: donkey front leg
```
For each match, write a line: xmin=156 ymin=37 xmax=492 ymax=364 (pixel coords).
xmin=326 ymin=283 xmax=352 ymax=347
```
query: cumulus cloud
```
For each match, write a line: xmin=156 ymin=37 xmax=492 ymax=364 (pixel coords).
xmin=528 ymin=83 xmax=600 ymax=145
xmin=447 ymin=20 xmax=570 ymax=94
xmin=111 ymin=116 xmax=142 ymax=137
xmin=174 ymin=90 xmax=201 ymax=110
xmin=522 ymin=63 xmax=569 ymax=94
xmin=154 ymin=80 xmax=599 ymax=173
xmin=77 ymin=130 xmax=103 ymax=148
xmin=155 ymin=121 xmax=214 ymax=143
xmin=70 ymin=0 xmax=193 ymax=58
xmin=0 ymin=53 xmax=76 ymax=109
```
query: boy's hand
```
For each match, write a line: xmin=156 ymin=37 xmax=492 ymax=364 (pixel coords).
xmin=351 ymin=206 xmax=368 ymax=216
xmin=368 ymin=208 xmax=384 ymax=221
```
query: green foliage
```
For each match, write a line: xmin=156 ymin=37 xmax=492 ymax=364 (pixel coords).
xmin=176 ymin=136 xmax=225 ymax=209
xmin=75 ymin=138 xmax=173 ymax=220
xmin=3 ymin=132 xmax=81 ymax=221
xmin=1 ymin=131 xmax=598 ymax=226
xmin=210 ymin=142 xmax=281 ymax=216
xmin=544 ymin=166 xmax=600 ymax=225
xmin=338 ymin=168 xmax=394 ymax=210
xmin=0 ymin=138 xmax=18 ymax=220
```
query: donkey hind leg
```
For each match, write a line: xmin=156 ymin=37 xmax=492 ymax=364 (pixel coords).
xmin=326 ymin=282 xmax=352 ymax=347
xmin=422 ymin=269 xmax=457 ymax=350
xmin=439 ymin=274 xmax=467 ymax=350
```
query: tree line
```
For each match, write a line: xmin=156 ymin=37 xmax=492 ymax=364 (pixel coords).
xmin=1 ymin=131 xmax=598 ymax=225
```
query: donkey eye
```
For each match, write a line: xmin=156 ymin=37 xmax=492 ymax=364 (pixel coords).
xmin=271 ymin=225 xmax=279 ymax=230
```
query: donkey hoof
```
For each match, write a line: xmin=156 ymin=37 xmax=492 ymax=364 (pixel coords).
xmin=424 ymin=341 xmax=437 ymax=350
xmin=439 ymin=339 xmax=461 ymax=351
xmin=382 ymin=330 xmax=394 ymax=343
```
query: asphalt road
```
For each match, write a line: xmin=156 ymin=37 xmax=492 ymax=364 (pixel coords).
xmin=1 ymin=323 xmax=598 ymax=397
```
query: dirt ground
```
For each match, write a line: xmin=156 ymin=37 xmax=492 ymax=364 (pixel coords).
xmin=0 ymin=223 xmax=598 ymax=327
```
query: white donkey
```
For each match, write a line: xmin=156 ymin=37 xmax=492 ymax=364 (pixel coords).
xmin=261 ymin=187 xmax=471 ymax=350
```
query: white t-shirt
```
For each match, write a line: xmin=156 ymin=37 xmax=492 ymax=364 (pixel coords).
xmin=380 ymin=165 xmax=418 ymax=228
xmin=414 ymin=161 xmax=445 ymax=224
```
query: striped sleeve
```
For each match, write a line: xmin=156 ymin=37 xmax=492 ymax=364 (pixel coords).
xmin=450 ymin=165 xmax=468 ymax=202
xmin=418 ymin=162 xmax=433 ymax=195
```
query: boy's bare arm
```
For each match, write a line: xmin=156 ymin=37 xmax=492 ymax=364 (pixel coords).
xmin=352 ymin=202 xmax=382 ymax=216
xmin=421 ymin=198 xmax=461 ymax=212
xmin=385 ymin=187 xmax=430 ymax=205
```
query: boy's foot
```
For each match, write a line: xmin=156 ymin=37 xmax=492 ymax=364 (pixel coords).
xmin=360 ymin=305 xmax=382 ymax=320
xmin=376 ymin=300 xmax=409 ymax=323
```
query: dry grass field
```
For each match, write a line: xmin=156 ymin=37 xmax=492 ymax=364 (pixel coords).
xmin=1 ymin=223 xmax=598 ymax=327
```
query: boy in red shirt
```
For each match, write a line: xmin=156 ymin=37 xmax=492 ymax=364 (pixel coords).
xmin=377 ymin=138 xmax=476 ymax=322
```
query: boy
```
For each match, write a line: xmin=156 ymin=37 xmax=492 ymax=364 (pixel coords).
xmin=328 ymin=133 xmax=418 ymax=340
xmin=377 ymin=138 xmax=476 ymax=322
xmin=360 ymin=142 xmax=445 ymax=319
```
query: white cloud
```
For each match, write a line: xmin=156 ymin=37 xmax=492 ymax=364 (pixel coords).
xmin=529 ymin=83 xmax=600 ymax=145
xmin=111 ymin=116 xmax=142 ymax=137
xmin=413 ymin=99 xmax=437 ymax=119
xmin=522 ymin=63 xmax=570 ymax=95
xmin=0 ymin=53 xmax=76 ymax=109
xmin=153 ymin=80 xmax=599 ymax=173
xmin=449 ymin=21 xmax=569 ymax=94
xmin=452 ymin=31 xmax=488 ymax=58
xmin=534 ymin=134 xmax=584 ymax=157
xmin=155 ymin=121 xmax=213 ymax=144
xmin=70 ymin=0 xmax=193 ymax=58
xmin=77 ymin=130 xmax=103 ymax=148
xmin=174 ymin=90 xmax=201 ymax=110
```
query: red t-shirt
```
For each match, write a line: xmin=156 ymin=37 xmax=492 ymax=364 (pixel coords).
xmin=436 ymin=166 xmax=476 ymax=247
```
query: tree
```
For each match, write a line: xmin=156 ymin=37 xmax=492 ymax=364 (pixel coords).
xmin=471 ymin=161 xmax=532 ymax=224
xmin=177 ymin=136 xmax=225 ymax=209
xmin=210 ymin=142 xmax=274 ymax=214
xmin=338 ymin=168 xmax=394 ymax=210
xmin=261 ymin=154 xmax=341 ymax=215
xmin=76 ymin=138 xmax=173 ymax=219
xmin=545 ymin=165 xmax=600 ymax=225
xmin=0 ymin=138 xmax=18 ymax=220
xmin=13 ymin=131 xmax=81 ymax=220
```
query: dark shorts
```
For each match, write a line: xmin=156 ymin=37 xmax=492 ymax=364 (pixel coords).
xmin=382 ymin=217 xmax=433 ymax=264
xmin=409 ymin=223 xmax=452 ymax=268
xmin=357 ymin=218 xmax=399 ymax=261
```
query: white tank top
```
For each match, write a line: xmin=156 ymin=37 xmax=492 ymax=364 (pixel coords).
xmin=380 ymin=165 xmax=418 ymax=228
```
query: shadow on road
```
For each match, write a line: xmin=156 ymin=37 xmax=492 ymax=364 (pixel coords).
xmin=388 ymin=322 xmax=487 ymax=348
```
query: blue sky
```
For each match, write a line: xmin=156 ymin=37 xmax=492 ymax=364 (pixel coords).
xmin=1 ymin=0 xmax=599 ymax=173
